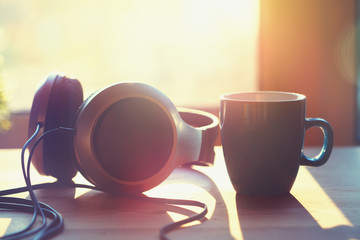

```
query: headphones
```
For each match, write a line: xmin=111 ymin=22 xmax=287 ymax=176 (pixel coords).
xmin=28 ymin=72 xmax=219 ymax=195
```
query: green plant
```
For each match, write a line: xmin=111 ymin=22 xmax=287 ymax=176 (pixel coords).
xmin=0 ymin=59 xmax=10 ymax=131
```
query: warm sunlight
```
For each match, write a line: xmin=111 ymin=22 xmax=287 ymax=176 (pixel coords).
xmin=0 ymin=0 xmax=259 ymax=111
xmin=193 ymin=147 xmax=355 ymax=239
xmin=292 ymin=168 xmax=353 ymax=229
xmin=0 ymin=218 xmax=11 ymax=237
xmin=145 ymin=182 xmax=216 ymax=222
xmin=192 ymin=147 xmax=243 ymax=239
xmin=73 ymin=173 xmax=93 ymax=199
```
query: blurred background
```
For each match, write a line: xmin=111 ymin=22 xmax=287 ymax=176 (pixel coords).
xmin=0 ymin=0 xmax=357 ymax=147
xmin=0 ymin=0 xmax=258 ymax=111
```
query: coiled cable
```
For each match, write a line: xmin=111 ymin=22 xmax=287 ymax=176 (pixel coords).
xmin=0 ymin=124 xmax=208 ymax=239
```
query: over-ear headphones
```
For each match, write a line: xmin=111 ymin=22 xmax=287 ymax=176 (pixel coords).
xmin=28 ymin=72 xmax=219 ymax=195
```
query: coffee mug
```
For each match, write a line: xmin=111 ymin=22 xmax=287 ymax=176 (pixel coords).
xmin=220 ymin=91 xmax=333 ymax=196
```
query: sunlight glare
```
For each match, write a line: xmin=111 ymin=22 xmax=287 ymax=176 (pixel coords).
xmin=145 ymin=182 xmax=216 ymax=220
xmin=0 ymin=218 xmax=12 ymax=237
xmin=73 ymin=172 xmax=93 ymax=199
xmin=74 ymin=187 xmax=92 ymax=199
xmin=1 ymin=0 xmax=259 ymax=111
xmin=293 ymin=168 xmax=353 ymax=229
xmin=192 ymin=147 xmax=243 ymax=240
xmin=336 ymin=24 xmax=355 ymax=85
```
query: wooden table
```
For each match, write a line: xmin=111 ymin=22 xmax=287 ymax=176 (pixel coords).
xmin=0 ymin=146 xmax=359 ymax=239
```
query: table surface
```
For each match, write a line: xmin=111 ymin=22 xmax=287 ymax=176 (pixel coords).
xmin=0 ymin=146 xmax=359 ymax=240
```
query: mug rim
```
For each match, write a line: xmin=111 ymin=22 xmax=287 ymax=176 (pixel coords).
xmin=221 ymin=91 xmax=306 ymax=102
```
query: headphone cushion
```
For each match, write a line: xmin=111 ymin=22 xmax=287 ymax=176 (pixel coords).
xmin=42 ymin=75 xmax=83 ymax=180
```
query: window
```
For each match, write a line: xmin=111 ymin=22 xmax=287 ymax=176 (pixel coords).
xmin=0 ymin=0 xmax=259 ymax=112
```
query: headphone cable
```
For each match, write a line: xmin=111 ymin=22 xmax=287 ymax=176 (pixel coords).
xmin=0 ymin=123 xmax=66 ymax=240
xmin=0 ymin=125 xmax=209 ymax=240
xmin=0 ymin=182 xmax=208 ymax=240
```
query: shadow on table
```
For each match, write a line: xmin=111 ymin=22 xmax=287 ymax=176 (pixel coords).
xmin=8 ymin=166 xmax=233 ymax=240
xmin=236 ymin=193 xmax=360 ymax=240
xmin=304 ymin=147 xmax=360 ymax=240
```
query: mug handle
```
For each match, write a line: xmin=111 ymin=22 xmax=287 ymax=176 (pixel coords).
xmin=300 ymin=118 xmax=334 ymax=166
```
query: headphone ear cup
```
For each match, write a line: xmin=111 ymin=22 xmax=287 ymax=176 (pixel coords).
xmin=29 ymin=73 xmax=83 ymax=181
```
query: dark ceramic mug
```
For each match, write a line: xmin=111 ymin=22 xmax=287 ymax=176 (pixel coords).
xmin=220 ymin=91 xmax=333 ymax=196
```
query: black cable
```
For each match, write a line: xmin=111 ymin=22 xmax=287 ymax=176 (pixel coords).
xmin=0 ymin=125 xmax=208 ymax=240
xmin=0 ymin=123 xmax=44 ymax=240
xmin=134 ymin=196 xmax=208 ymax=240
xmin=1 ymin=184 xmax=208 ymax=240
xmin=20 ymin=123 xmax=47 ymax=239
xmin=0 ymin=182 xmax=97 ymax=196
xmin=1 ymin=181 xmax=208 ymax=239
xmin=0 ymin=124 xmax=67 ymax=240
xmin=0 ymin=197 xmax=63 ymax=240
xmin=22 ymin=127 xmax=76 ymax=239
